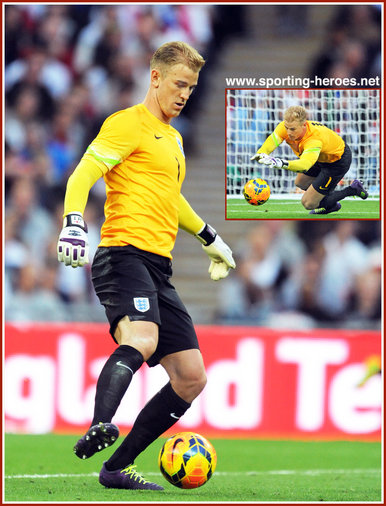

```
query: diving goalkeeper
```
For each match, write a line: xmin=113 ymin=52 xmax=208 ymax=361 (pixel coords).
xmin=57 ymin=41 xmax=235 ymax=491
xmin=251 ymin=105 xmax=368 ymax=214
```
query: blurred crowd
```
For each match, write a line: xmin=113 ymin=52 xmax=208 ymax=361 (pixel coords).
xmin=217 ymin=221 xmax=382 ymax=330
xmin=4 ymin=4 xmax=235 ymax=192
xmin=4 ymin=5 xmax=382 ymax=330
xmin=4 ymin=4 xmax=246 ymax=323
xmin=308 ymin=4 xmax=381 ymax=83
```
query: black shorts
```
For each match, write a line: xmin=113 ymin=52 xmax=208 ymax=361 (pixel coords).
xmin=91 ymin=245 xmax=199 ymax=367
xmin=304 ymin=144 xmax=352 ymax=195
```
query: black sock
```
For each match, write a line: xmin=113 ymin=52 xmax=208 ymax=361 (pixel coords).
xmin=91 ymin=345 xmax=144 ymax=426
xmin=105 ymin=382 xmax=190 ymax=471
xmin=319 ymin=186 xmax=355 ymax=209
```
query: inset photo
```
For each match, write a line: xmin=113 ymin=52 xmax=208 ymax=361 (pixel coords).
xmin=226 ymin=89 xmax=380 ymax=220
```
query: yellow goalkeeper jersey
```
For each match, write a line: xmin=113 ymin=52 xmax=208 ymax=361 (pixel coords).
xmin=259 ymin=120 xmax=346 ymax=172
xmin=86 ymin=103 xmax=186 ymax=258
xmin=276 ymin=120 xmax=344 ymax=162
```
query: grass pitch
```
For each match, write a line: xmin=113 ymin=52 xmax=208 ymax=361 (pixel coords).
xmin=226 ymin=197 xmax=380 ymax=220
xmin=4 ymin=433 xmax=382 ymax=502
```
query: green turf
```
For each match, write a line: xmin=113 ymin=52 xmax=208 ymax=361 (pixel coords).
xmin=4 ymin=434 xmax=382 ymax=502
xmin=226 ymin=197 xmax=380 ymax=219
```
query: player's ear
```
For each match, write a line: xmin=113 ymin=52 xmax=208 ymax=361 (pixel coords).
xmin=151 ymin=68 xmax=162 ymax=88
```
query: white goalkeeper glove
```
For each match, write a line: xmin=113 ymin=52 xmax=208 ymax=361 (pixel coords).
xmin=259 ymin=156 xmax=288 ymax=169
xmin=57 ymin=212 xmax=89 ymax=268
xmin=195 ymin=224 xmax=236 ymax=281
xmin=250 ymin=152 xmax=269 ymax=163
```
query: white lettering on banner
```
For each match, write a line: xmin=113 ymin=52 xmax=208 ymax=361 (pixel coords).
xmin=4 ymin=355 xmax=55 ymax=433
xmin=204 ymin=338 xmax=264 ymax=429
xmin=4 ymin=329 xmax=381 ymax=436
xmin=178 ymin=396 xmax=202 ymax=427
xmin=144 ymin=365 xmax=169 ymax=401
xmin=113 ymin=373 xmax=143 ymax=426
xmin=57 ymin=334 xmax=91 ymax=424
xmin=276 ymin=338 xmax=348 ymax=431
xmin=329 ymin=364 xmax=382 ymax=433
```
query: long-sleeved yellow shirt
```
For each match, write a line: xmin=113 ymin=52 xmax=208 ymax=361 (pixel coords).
xmin=257 ymin=120 xmax=345 ymax=173
xmin=64 ymin=104 xmax=204 ymax=258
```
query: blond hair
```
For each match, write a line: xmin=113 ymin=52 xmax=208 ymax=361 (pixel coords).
xmin=150 ymin=41 xmax=205 ymax=74
xmin=284 ymin=105 xmax=307 ymax=124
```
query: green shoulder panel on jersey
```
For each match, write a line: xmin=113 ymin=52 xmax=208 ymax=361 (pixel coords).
xmin=86 ymin=146 xmax=122 ymax=169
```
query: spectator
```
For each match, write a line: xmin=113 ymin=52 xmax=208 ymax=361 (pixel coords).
xmin=346 ymin=246 xmax=382 ymax=328
xmin=4 ymin=212 xmax=29 ymax=296
xmin=6 ymin=262 xmax=68 ymax=322
xmin=217 ymin=221 xmax=381 ymax=330
xmin=309 ymin=5 xmax=381 ymax=84
xmin=217 ymin=222 xmax=303 ymax=323
xmin=318 ymin=221 xmax=369 ymax=317
xmin=5 ymin=5 xmax=380 ymax=328
xmin=5 ymin=177 xmax=55 ymax=266
xmin=5 ymin=5 xmax=32 ymax=66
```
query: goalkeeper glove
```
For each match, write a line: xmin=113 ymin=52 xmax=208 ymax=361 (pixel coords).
xmin=250 ymin=152 xmax=269 ymax=162
xmin=57 ymin=213 xmax=89 ymax=268
xmin=195 ymin=224 xmax=236 ymax=281
xmin=259 ymin=156 xmax=288 ymax=169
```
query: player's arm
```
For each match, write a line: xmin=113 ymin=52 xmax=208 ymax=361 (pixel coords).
xmin=178 ymin=194 xmax=236 ymax=280
xmin=287 ymin=146 xmax=321 ymax=172
xmin=251 ymin=125 xmax=284 ymax=161
xmin=57 ymin=155 xmax=105 ymax=268
xmin=259 ymin=140 xmax=322 ymax=173
xmin=58 ymin=110 xmax=139 ymax=268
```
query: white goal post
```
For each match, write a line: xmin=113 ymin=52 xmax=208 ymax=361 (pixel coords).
xmin=226 ymin=89 xmax=380 ymax=197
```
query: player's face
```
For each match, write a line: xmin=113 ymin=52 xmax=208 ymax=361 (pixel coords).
xmin=154 ymin=64 xmax=199 ymax=122
xmin=284 ymin=120 xmax=307 ymax=141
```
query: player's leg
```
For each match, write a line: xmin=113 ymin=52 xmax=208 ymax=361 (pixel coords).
xmin=161 ymin=347 xmax=207 ymax=403
xmin=73 ymin=319 xmax=156 ymax=460
xmin=313 ymin=179 xmax=368 ymax=213
xmin=309 ymin=144 xmax=368 ymax=214
xmin=302 ymin=170 xmax=344 ymax=214
xmin=99 ymin=276 xmax=202 ymax=489
xmin=301 ymin=184 xmax=326 ymax=210
xmin=294 ymin=172 xmax=314 ymax=191
xmin=104 ymin=349 xmax=205 ymax=473
xmin=74 ymin=246 xmax=161 ymax=459
xmin=99 ymin=351 xmax=204 ymax=490
xmin=98 ymin=325 xmax=170 ymax=491
xmin=295 ymin=161 xmax=321 ymax=192
xmin=91 ymin=318 xmax=157 ymax=426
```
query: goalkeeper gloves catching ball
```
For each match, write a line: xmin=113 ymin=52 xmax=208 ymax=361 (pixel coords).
xmin=57 ymin=212 xmax=89 ymax=268
xmin=195 ymin=224 xmax=236 ymax=281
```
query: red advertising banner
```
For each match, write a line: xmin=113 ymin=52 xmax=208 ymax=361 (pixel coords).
xmin=4 ymin=323 xmax=381 ymax=440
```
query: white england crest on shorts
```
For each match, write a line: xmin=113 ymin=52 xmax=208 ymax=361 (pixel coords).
xmin=134 ymin=297 xmax=150 ymax=312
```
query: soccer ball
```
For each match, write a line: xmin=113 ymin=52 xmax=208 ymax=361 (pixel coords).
xmin=243 ymin=178 xmax=270 ymax=206
xmin=158 ymin=432 xmax=217 ymax=489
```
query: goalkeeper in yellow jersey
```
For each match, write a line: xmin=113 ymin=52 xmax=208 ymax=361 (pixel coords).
xmin=251 ymin=105 xmax=369 ymax=215
xmin=57 ymin=41 xmax=235 ymax=490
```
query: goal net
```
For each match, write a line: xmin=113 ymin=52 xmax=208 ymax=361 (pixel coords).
xmin=226 ymin=89 xmax=380 ymax=197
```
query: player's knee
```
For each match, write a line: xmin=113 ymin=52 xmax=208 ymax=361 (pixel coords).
xmin=193 ymin=371 xmax=207 ymax=396
xmin=186 ymin=369 xmax=207 ymax=397
xmin=115 ymin=318 xmax=159 ymax=361
xmin=174 ymin=369 xmax=207 ymax=402
xmin=301 ymin=195 xmax=317 ymax=210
